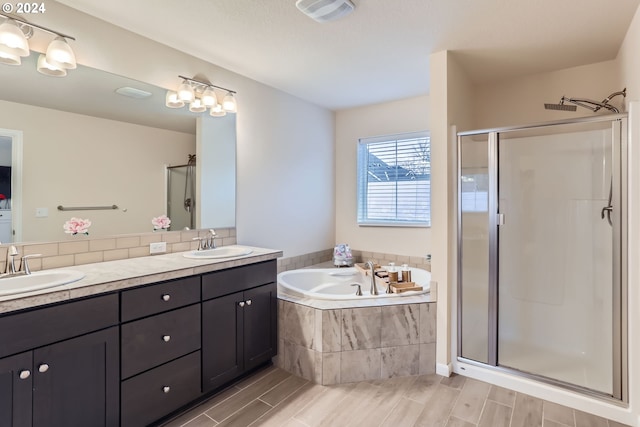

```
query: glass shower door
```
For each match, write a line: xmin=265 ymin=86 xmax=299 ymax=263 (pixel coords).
xmin=497 ymin=121 xmax=619 ymax=395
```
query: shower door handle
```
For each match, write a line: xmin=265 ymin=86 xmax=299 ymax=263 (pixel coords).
xmin=601 ymin=205 xmax=613 ymax=225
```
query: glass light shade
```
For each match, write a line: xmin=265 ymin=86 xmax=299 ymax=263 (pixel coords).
xmin=189 ymin=98 xmax=206 ymax=113
xmin=222 ymin=92 xmax=237 ymax=113
xmin=165 ymin=90 xmax=184 ymax=108
xmin=0 ymin=20 xmax=29 ymax=57
xmin=177 ymin=80 xmax=194 ymax=102
xmin=0 ymin=48 xmax=21 ymax=65
xmin=210 ymin=103 xmax=226 ymax=117
xmin=36 ymin=54 xmax=66 ymax=76
xmin=45 ymin=37 xmax=76 ymax=70
xmin=202 ymin=87 xmax=217 ymax=107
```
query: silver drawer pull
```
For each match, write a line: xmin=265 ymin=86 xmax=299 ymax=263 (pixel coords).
xmin=19 ymin=370 xmax=30 ymax=380
xmin=163 ymin=386 xmax=170 ymax=393
xmin=38 ymin=364 xmax=49 ymax=373
xmin=162 ymin=335 xmax=171 ymax=342
xmin=246 ymin=299 xmax=252 ymax=306
xmin=238 ymin=301 xmax=245 ymax=307
xmin=161 ymin=294 xmax=171 ymax=302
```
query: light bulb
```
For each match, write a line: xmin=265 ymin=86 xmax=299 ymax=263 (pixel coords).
xmin=36 ymin=53 xmax=66 ymax=76
xmin=222 ymin=92 xmax=237 ymax=113
xmin=202 ymin=87 xmax=217 ymax=108
xmin=0 ymin=19 xmax=29 ymax=57
xmin=165 ymin=90 xmax=184 ymax=108
xmin=45 ymin=37 xmax=76 ymax=70
xmin=177 ymin=80 xmax=194 ymax=102
xmin=189 ymin=98 xmax=206 ymax=113
xmin=210 ymin=103 xmax=226 ymax=117
xmin=0 ymin=48 xmax=20 ymax=65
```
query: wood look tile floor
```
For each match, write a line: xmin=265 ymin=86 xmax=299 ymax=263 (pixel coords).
xmin=161 ymin=366 xmax=630 ymax=427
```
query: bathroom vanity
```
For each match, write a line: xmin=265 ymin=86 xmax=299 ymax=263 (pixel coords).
xmin=0 ymin=248 xmax=280 ymax=427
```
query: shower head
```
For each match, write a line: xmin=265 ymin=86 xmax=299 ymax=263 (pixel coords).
xmin=544 ymin=99 xmax=577 ymax=112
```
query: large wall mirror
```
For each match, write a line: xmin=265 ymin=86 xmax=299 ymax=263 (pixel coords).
xmin=0 ymin=53 xmax=236 ymax=243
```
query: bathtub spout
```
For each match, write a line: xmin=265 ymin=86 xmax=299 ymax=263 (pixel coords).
xmin=365 ymin=261 xmax=379 ymax=295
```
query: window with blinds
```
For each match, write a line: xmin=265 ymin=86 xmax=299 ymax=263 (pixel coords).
xmin=357 ymin=131 xmax=431 ymax=226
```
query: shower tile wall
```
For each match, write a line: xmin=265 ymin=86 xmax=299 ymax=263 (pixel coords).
xmin=277 ymin=300 xmax=436 ymax=384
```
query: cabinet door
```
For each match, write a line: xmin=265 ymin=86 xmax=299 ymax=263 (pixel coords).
xmin=0 ymin=352 xmax=32 ymax=427
xmin=202 ymin=291 xmax=243 ymax=393
xmin=32 ymin=327 xmax=119 ymax=427
xmin=243 ymin=282 xmax=277 ymax=371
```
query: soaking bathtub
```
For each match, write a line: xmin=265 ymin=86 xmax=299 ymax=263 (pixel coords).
xmin=277 ymin=266 xmax=431 ymax=300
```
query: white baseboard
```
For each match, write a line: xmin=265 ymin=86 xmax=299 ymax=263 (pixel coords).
xmin=436 ymin=362 xmax=453 ymax=377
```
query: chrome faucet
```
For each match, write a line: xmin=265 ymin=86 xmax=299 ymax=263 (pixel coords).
xmin=5 ymin=245 xmax=18 ymax=274
xmin=192 ymin=229 xmax=221 ymax=251
xmin=365 ymin=260 xmax=378 ymax=295
xmin=3 ymin=246 xmax=41 ymax=276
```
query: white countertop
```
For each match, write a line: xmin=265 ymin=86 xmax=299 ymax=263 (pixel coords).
xmin=0 ymin=246 xmax=282 ymax=314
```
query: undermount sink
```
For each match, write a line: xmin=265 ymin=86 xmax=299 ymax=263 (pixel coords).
xmin=0 ymin=269 xmax=86 ymax=296
xmin=183 ymin=245 xmax=253 ymax=259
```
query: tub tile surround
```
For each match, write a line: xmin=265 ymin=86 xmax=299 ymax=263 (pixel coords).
xmin=277 ymin=299 xmax=437 ymax=385
xmin=276 ymin=248 xmax=432 ymax=274
xmin=0 ymin=227 xmax=237 ymax=273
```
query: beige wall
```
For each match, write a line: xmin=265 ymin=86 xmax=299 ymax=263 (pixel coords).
xmin=334 ymin=95 xmax=430 ymax=257
xmin=0 ymin=100 xmax=194 ymax=242
xmin=20 ymin=2 xmax=336 ymax=258
xmin=473 ymin=60 xmax=622 ymax=129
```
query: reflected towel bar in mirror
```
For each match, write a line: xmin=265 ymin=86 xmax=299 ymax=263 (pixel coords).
xmin=57 ymin=204 xmax=119 ymax=211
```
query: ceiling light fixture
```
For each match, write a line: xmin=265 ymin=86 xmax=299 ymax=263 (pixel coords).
xmin=166 ymin=75 xmax=237 ymax=117
xmin=0 ymin=12 xmax=76 ymax=76
xmin=295 ymin=0 xmax=355 ymax=23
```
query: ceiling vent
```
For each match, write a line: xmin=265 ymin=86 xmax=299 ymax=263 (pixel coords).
xmin=295 ymin=0 xmax=355 ymax=23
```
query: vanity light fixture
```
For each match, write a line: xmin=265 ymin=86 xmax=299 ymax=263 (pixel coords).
xmin=0 ymin=12 xmax=76 ymax=76
xmin=166 ymin=75 xmax=237 ymax=116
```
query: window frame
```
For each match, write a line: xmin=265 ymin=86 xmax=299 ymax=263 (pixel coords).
xmin=356 ymin=130 xmax=431 ymax=227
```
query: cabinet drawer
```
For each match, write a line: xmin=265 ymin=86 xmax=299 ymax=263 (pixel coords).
xmin=121 ymin=304 xmax=200 ymax=379
xmin=202 ymin=260 xmax=276 ymax=300
xmin=121 ymin=351 xmax=201 ymax=427
xmin=121 ymin=275 xmax=200 ymax=322
xmin=0 ymin=294 xmax=118 ymax=359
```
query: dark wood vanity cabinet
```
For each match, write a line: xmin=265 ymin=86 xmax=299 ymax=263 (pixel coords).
xmin=0 ymin=294 xmax=120 ymax=427
xmin=0 ymin=258 xmax=278 ymax=427
xmin=0 ymin=352 xmax=32 ymax=427
xmin=120 ymin=276 xmax=202 ymax=427
xmin=202 ymin=260 xmax=277 ymax=393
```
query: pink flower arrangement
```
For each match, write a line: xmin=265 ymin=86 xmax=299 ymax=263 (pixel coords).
xmin=152 ymin=214 xmax=171 ymax=231
xmin=63 ymin=217 xmax=91 ymax=235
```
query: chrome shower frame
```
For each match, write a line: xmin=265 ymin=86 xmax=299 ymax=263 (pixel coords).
xmin=456 ymin=113 xmax=628 ymax=403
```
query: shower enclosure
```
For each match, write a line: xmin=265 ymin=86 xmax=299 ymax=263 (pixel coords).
xmin=167 ymin=155 xmax=196 ymax=230
xmin=457 ymin=115 xmax=627 ymax=401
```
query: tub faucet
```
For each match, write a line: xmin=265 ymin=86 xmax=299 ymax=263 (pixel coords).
xmin=365 ymin=260 xmax=379 ymax=295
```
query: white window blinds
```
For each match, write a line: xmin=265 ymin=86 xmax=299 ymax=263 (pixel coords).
xmin=357 ymin=131 xmax=431 ymax=226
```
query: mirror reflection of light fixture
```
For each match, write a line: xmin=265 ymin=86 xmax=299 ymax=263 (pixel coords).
xmin=0 ymin=13 xmax=76 ymax=76
xmin=167 ymin=75 xmax=237 ymax=117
